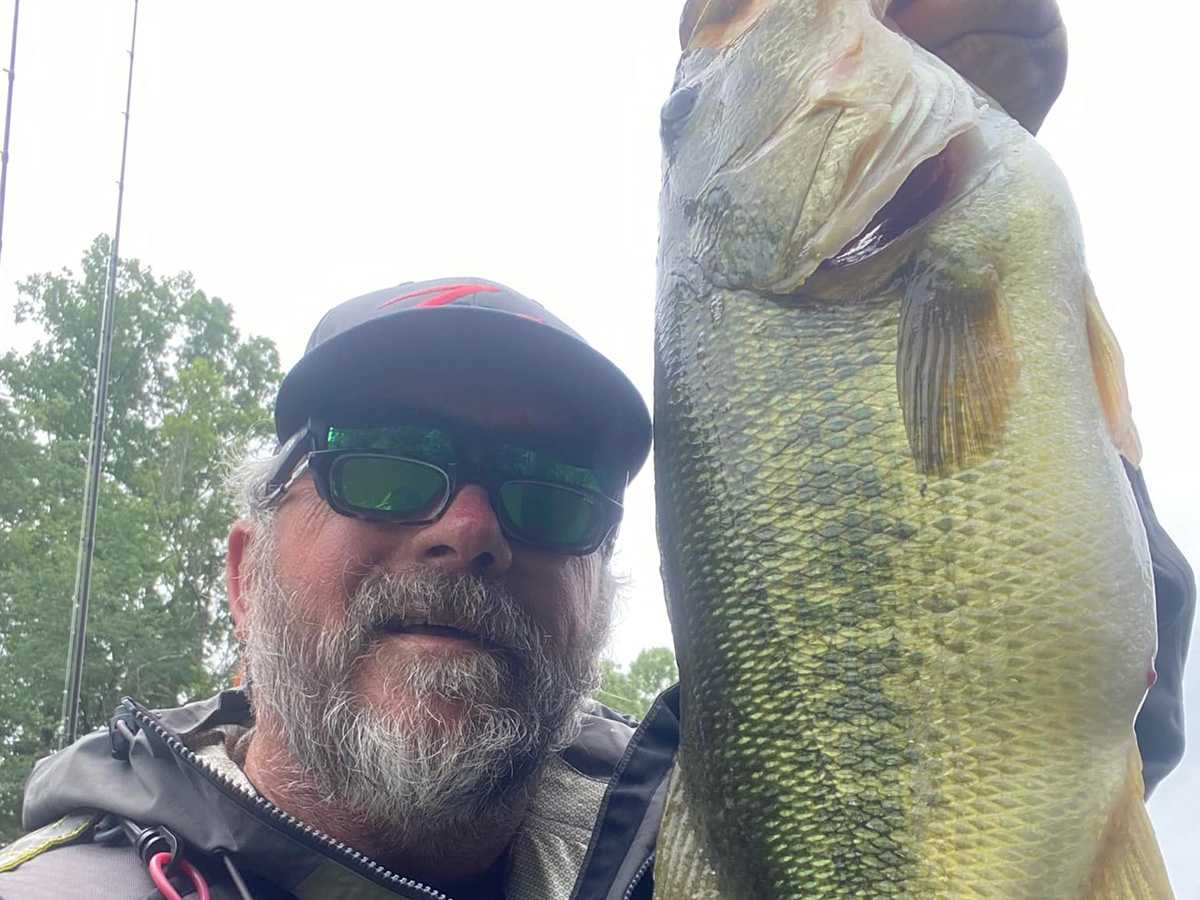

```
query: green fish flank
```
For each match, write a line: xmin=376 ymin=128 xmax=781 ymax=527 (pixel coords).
xmin=657 ymin=292 xmax=922 ymax=898
xmin=653 ymin=1 xmax=1171 ymax=898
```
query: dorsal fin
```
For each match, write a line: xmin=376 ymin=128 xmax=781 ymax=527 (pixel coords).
xmin=1083 ymin=276 xmax=1142 ymax=467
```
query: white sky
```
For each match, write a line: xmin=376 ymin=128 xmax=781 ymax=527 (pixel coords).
xmin=0 ymin=1 xmax=1195 ymax=891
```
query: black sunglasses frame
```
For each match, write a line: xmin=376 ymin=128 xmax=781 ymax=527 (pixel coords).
xmin=264 ymin=414 xmax=626 ymax=555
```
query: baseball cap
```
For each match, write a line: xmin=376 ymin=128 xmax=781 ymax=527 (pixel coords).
xmin=274 ymin=277 xmax=652 ymax=481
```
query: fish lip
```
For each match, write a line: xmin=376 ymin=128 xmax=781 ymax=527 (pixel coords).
xmin=823 ymin=127 xmax=992 ymax=270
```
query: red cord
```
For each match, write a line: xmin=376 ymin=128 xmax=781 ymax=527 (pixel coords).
xmin=148 ymin=851 xmax=212 ymax=900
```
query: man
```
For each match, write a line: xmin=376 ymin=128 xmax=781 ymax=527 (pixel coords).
xmin=0 ymin=278 xmax=678 ymax=900
xmin=0 ymin=279 xmax=1191 ymax=900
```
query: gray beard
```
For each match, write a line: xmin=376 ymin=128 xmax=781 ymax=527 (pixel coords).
xmin=241 ymin=535 xmax=611 ymax=845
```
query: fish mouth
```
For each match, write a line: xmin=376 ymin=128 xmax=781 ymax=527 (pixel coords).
xmin=824 ymin=129 xmax=984 ymax=269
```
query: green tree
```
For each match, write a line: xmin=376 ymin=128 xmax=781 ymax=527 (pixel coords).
xmin=596 ymin=647 xmax=677 ymax=719
xmin=0 ymin=237 xmax=281 ymax=841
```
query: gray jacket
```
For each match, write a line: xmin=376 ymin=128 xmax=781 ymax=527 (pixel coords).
xmin=0 ymin=688 xmax=681 ymax=900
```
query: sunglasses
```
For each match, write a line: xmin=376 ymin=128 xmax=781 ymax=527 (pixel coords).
xmin=264 ymin=413 xmax=626 ymax=555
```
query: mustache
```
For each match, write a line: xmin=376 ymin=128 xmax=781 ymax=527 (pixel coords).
xmin=344 ymin=569 xmax=551 ymax=659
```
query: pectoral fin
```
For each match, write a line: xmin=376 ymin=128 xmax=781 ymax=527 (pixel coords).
xmin=897 ymin=263 xmax=1018 ymax=476
xmin=1081 ymin=744 xmax=1174 ymax=899
xmin=1083 ymin=277 xmax=1142 ymax=466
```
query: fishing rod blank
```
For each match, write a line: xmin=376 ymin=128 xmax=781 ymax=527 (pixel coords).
xmin=0 ymin=0 xmax=20 ymax=268
xmin=61 ymin=0 xmax=140 ymax=747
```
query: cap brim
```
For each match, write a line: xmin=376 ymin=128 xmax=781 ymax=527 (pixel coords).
xmin=275 ymin=306 xmax=651 ymax=479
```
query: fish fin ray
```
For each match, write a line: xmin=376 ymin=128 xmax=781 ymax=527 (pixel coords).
xmin=1083 ymin=277 xmax=1142 ymax=467
xmin=897 ymin=262 xmax=1017 ymax=475
xmin=1080 ymin=744 xmax=1174 ymax=900
xmin=655 ymin=767 xmax=728 ymax=900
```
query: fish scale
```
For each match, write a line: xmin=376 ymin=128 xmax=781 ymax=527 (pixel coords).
xmin=659 ymin=291 xmax=918 ymax=898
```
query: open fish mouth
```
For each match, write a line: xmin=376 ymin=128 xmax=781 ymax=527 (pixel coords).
xmin=825 ymin=127 xmax=988 ymax=269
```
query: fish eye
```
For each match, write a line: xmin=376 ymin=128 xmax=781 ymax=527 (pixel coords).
xmin=661 ymin=86 xmax=698 ymax=126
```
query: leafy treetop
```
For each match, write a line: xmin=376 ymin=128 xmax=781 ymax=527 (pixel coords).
xmin=0 ymin=236 xmax=281 ymax=842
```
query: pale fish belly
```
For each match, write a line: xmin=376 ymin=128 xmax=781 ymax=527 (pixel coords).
xmin=653 ymin=275 xmax=1155 ymax=898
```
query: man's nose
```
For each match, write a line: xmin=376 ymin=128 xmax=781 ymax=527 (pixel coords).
xmin=410 ymin=484 xmax=513 ymax=575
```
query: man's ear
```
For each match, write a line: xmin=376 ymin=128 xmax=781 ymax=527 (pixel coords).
xmin=227 ymin=519 xmax=256 ymax=642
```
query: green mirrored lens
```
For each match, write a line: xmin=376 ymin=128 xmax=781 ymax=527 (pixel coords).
xmin=494 ymin=443 xmax=606 ymax=493
xmin=331 ymin=455 xmax=448 ymax=518
xmin=327 ymin=425 xmax=454 ymax=466
xmin=499 ymin=481 xmax=596 ymax=546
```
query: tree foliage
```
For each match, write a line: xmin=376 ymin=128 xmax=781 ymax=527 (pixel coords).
xmin=0 ymin=237 xmax=281 ymax=841
xmin=596 ymin=647 xmax=677 ymax=719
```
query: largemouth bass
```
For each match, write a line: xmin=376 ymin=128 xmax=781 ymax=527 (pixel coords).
xmin=652 ymin=1 xmax=1174 ymax=898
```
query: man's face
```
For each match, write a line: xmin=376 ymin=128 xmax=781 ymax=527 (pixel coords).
xmin=233 ymin=390 xmax=616 ymax=837
xmin=266 ymin=457 xmax=608 ymax=717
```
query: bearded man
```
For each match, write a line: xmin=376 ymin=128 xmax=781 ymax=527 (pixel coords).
xmin=0 ymin=279 xmax=681 ymax=900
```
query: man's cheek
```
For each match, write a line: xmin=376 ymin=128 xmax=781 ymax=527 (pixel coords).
xmin=517 ymin=574 xmax=581 ymax=646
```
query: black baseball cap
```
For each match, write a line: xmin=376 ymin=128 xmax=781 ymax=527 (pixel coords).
xmin=274 ymin=277 xmax=652 ymax=481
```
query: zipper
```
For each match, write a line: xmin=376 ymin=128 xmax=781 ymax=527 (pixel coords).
xmin=621 ymin=851 xmax=654 ymax=900
xmin=121 ymin=698 xmax=454 ymax=900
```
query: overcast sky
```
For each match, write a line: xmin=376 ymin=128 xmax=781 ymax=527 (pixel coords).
xmin=0 ymin=1 xmax=1195 ymax=891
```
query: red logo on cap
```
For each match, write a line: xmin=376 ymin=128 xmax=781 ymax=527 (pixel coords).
xmin=378 ymin=283 xmax=501 ymax=310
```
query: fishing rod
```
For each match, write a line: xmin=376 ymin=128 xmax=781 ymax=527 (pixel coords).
xmin=61 ymin=0 xmax=140 ymax=748
xmin=0 ymin=0 xmax=20 ymax=268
